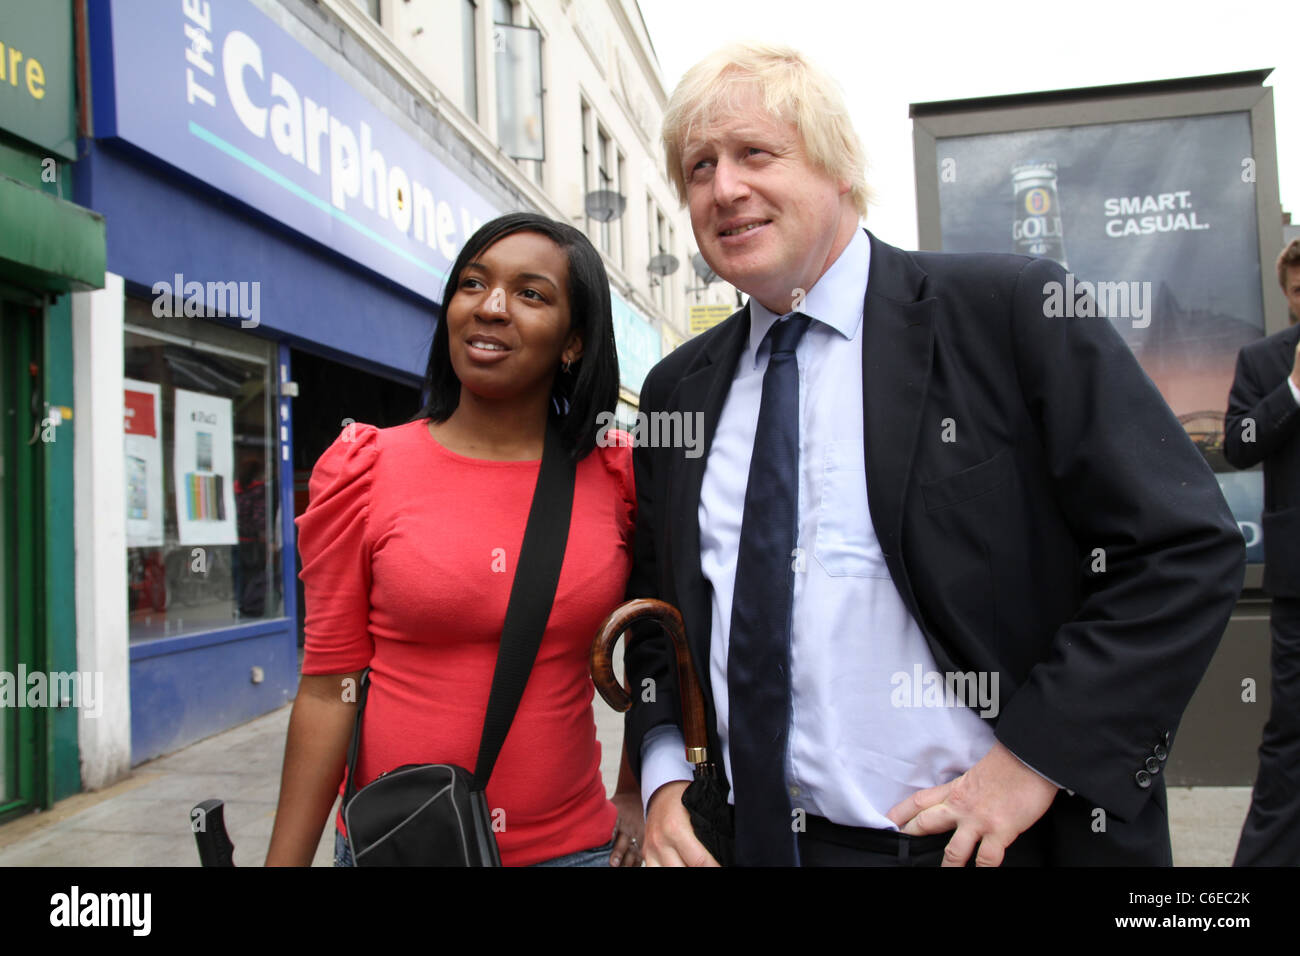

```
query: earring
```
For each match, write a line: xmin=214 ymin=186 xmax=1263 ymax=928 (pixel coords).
xmin=562 ymin=358 xmax=573 ymax=373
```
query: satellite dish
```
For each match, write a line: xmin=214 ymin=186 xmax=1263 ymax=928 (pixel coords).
xmin=648 ymin=253 xmax=680 ymax=277
xmin=584 ymin=190 xmax=627 ymax=222
xmin=691 ymin=253 xmax=717 ymax=284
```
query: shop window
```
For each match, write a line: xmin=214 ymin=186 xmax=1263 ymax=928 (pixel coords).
xmin=123 ymin=298 xmax=282 ymax=642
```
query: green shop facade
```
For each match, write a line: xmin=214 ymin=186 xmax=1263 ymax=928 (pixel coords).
xmin=0 ymin=1 xmax=105 ymax=824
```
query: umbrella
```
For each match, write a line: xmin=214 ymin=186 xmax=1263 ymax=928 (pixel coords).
xmin=590 ymin=598 xmax=733 ymax=866
xmin=191 ymin=798 xmax=236 ymax=866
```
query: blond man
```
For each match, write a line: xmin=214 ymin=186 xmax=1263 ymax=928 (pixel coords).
xmin=623 ymin=43 xmax=1244 ymax=866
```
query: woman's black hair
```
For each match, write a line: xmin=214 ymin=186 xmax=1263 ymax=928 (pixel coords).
xmin=411 ymin=212 xmax=620 ymax=460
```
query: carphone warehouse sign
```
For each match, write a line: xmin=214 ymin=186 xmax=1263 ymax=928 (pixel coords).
xmin=90 ymin=0 xmax=499 ymax=302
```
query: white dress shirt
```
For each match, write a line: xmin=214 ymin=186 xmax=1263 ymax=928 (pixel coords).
xmin=640 ymin=228 xmax=1000 ymax=829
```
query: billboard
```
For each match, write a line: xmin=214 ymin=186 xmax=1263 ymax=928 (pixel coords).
xmin=915 ymin=81 xmax=1284 ymax=564
xmin=690 ymin=303 xmax=734 ymax=335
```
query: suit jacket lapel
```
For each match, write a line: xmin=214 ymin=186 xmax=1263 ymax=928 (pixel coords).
xmin=860 ymin=233 xmax=937 ymax=631
xmin=667 ymin=307 xmax=749 ymax=703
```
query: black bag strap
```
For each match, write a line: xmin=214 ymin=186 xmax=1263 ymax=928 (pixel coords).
xmin=471 ymin=420 xmax=577 ymax=787
xmin=343 ymin=420 xmax=576 ymax=802
xmin=343 ymin=671 xmax=369 ymax=805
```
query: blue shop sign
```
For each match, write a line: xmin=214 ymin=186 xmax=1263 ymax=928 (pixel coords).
xmin=610 ymin=288 xmax=660 ymax=395
xmin=90 ymin=0 xmax=499 ymax=303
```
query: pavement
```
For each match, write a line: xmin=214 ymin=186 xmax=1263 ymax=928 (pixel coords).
xmin=0 ymin=681 xmax=1255 ymax=867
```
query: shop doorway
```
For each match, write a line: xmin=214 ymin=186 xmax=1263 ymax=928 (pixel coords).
xmin=0 ymin=294 xmax=47 ymax=823
xmin=288 ymin=349 xmax=421 ymax=645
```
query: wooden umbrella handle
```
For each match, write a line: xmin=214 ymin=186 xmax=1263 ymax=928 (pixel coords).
xmin=590 ymin=598 xmax=709 ymax=765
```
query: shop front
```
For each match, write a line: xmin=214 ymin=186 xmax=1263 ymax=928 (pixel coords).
xmin=1 ymin=1 xmax=105 ymax=819
xmin=81 ymin=0 xmax=504 ymax=763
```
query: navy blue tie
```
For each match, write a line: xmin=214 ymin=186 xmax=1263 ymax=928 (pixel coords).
xmin=727 ymin=313 xmax=810 ymax=866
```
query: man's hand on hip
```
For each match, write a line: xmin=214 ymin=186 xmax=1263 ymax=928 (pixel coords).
xmin=643 ymin=780 xmax=720 ymax=867
xmin=885 ymin=740 xmax=1059 ymax=867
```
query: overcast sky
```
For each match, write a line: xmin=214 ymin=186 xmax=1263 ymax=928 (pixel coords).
xmin=639 ymin=0 xmax=1297 ymax=251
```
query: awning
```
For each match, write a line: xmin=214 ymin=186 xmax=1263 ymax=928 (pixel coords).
xmin=0 ymin=173 xmax=105 ymax=293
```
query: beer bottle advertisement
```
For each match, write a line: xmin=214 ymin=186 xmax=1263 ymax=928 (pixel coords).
xmin=934 ymin=113 xmax=1265 ymax=562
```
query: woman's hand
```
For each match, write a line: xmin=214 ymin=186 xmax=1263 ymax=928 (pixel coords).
xmin=609 ymin=790 xmax=645 ymax=867
xmin=607 ymin=739 xmax=645 ymax=866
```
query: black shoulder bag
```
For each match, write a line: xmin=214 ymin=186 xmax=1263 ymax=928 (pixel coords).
xmin=341 ymin=422 xmax=576 ymax=866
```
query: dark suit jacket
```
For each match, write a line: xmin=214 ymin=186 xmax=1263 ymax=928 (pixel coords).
xmin=1224 ymin=323 xmax=1300 ymax=597
xmin=625 ymin=230 xmax=1246 ymax=864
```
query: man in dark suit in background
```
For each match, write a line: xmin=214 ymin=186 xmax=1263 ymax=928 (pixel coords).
xmin=624 ymin=42 xmax=1245 ymax=866
xmin=1226 ymin=238 xmax=1300 ymax=866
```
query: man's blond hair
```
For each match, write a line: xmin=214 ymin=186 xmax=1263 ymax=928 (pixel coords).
xmin=661 ymin=42 xmax=872 ymax=218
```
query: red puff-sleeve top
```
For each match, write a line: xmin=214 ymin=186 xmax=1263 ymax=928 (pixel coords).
xmin=295 ymin=419 xmax=634 ymax=866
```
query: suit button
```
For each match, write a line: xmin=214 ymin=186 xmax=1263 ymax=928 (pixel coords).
xmin=1135 ymin=770 xmax=1152 ymax=789
xmin=1145 ymin=756 xmax=1161 ymax=774
xmin=1154 ymin=744 xmax=1168 ymax=761
xmin=1163 ymin=731 xmax=1172 ymax=747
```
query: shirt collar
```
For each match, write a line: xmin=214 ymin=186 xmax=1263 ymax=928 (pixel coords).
xmin=747 ymin=227 xmax=870 ymax=367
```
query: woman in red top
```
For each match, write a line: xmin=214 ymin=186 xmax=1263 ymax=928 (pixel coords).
xmin=266 ymin=213 xmax=644 ymax=866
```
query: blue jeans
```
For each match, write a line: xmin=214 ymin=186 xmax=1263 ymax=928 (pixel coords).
xmin=529 ymin=838 xmax=615 ymax=867
xmin=334 ymin=829 xmax=354 ymax=867
xmin=333 ymin=828 xmax=614 ymax=867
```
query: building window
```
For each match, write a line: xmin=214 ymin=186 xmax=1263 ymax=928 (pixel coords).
xmin=588 ymin=130 xmax=627 ymax=267
xmin=493 ymin=0 xmax=544 ymax=183
xmin=354 ymin=0 xmax=381 ymax=24
xmin=123 ymin=299 xmax=281 ymax=642
xmin=462 ymin=0 xmax=478 ymax=121
xmin=641 ymin=206 xmax=679 ymax=318
xmin=646 ymin=196 xmax=655 ymax=283
xmin=527 ymin=29 xmax=546 ymax=189
xmin=655 ymin=208 xmax=669 ymax=311
xmin=666 ymin=222 xmax=677 ymax=320
xmin=615 ymin=152 xmax=626 ymax=269
xmin=597 ymin=126 xmax=612 ymax=255
xmin=581 ymin=100 xmax=592 ymax=237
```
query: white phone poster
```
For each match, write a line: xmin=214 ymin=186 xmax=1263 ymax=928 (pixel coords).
xmin=173 ymin=388 xmax=238 ymax=546
xmin=124 ymin=378 xmax=164 ymax=548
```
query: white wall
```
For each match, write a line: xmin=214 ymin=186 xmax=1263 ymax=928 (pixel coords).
xmin=390 ymin=0 xmax=468 ymax=111
xmin=72 ymin=274 xmax=132 ymax=789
